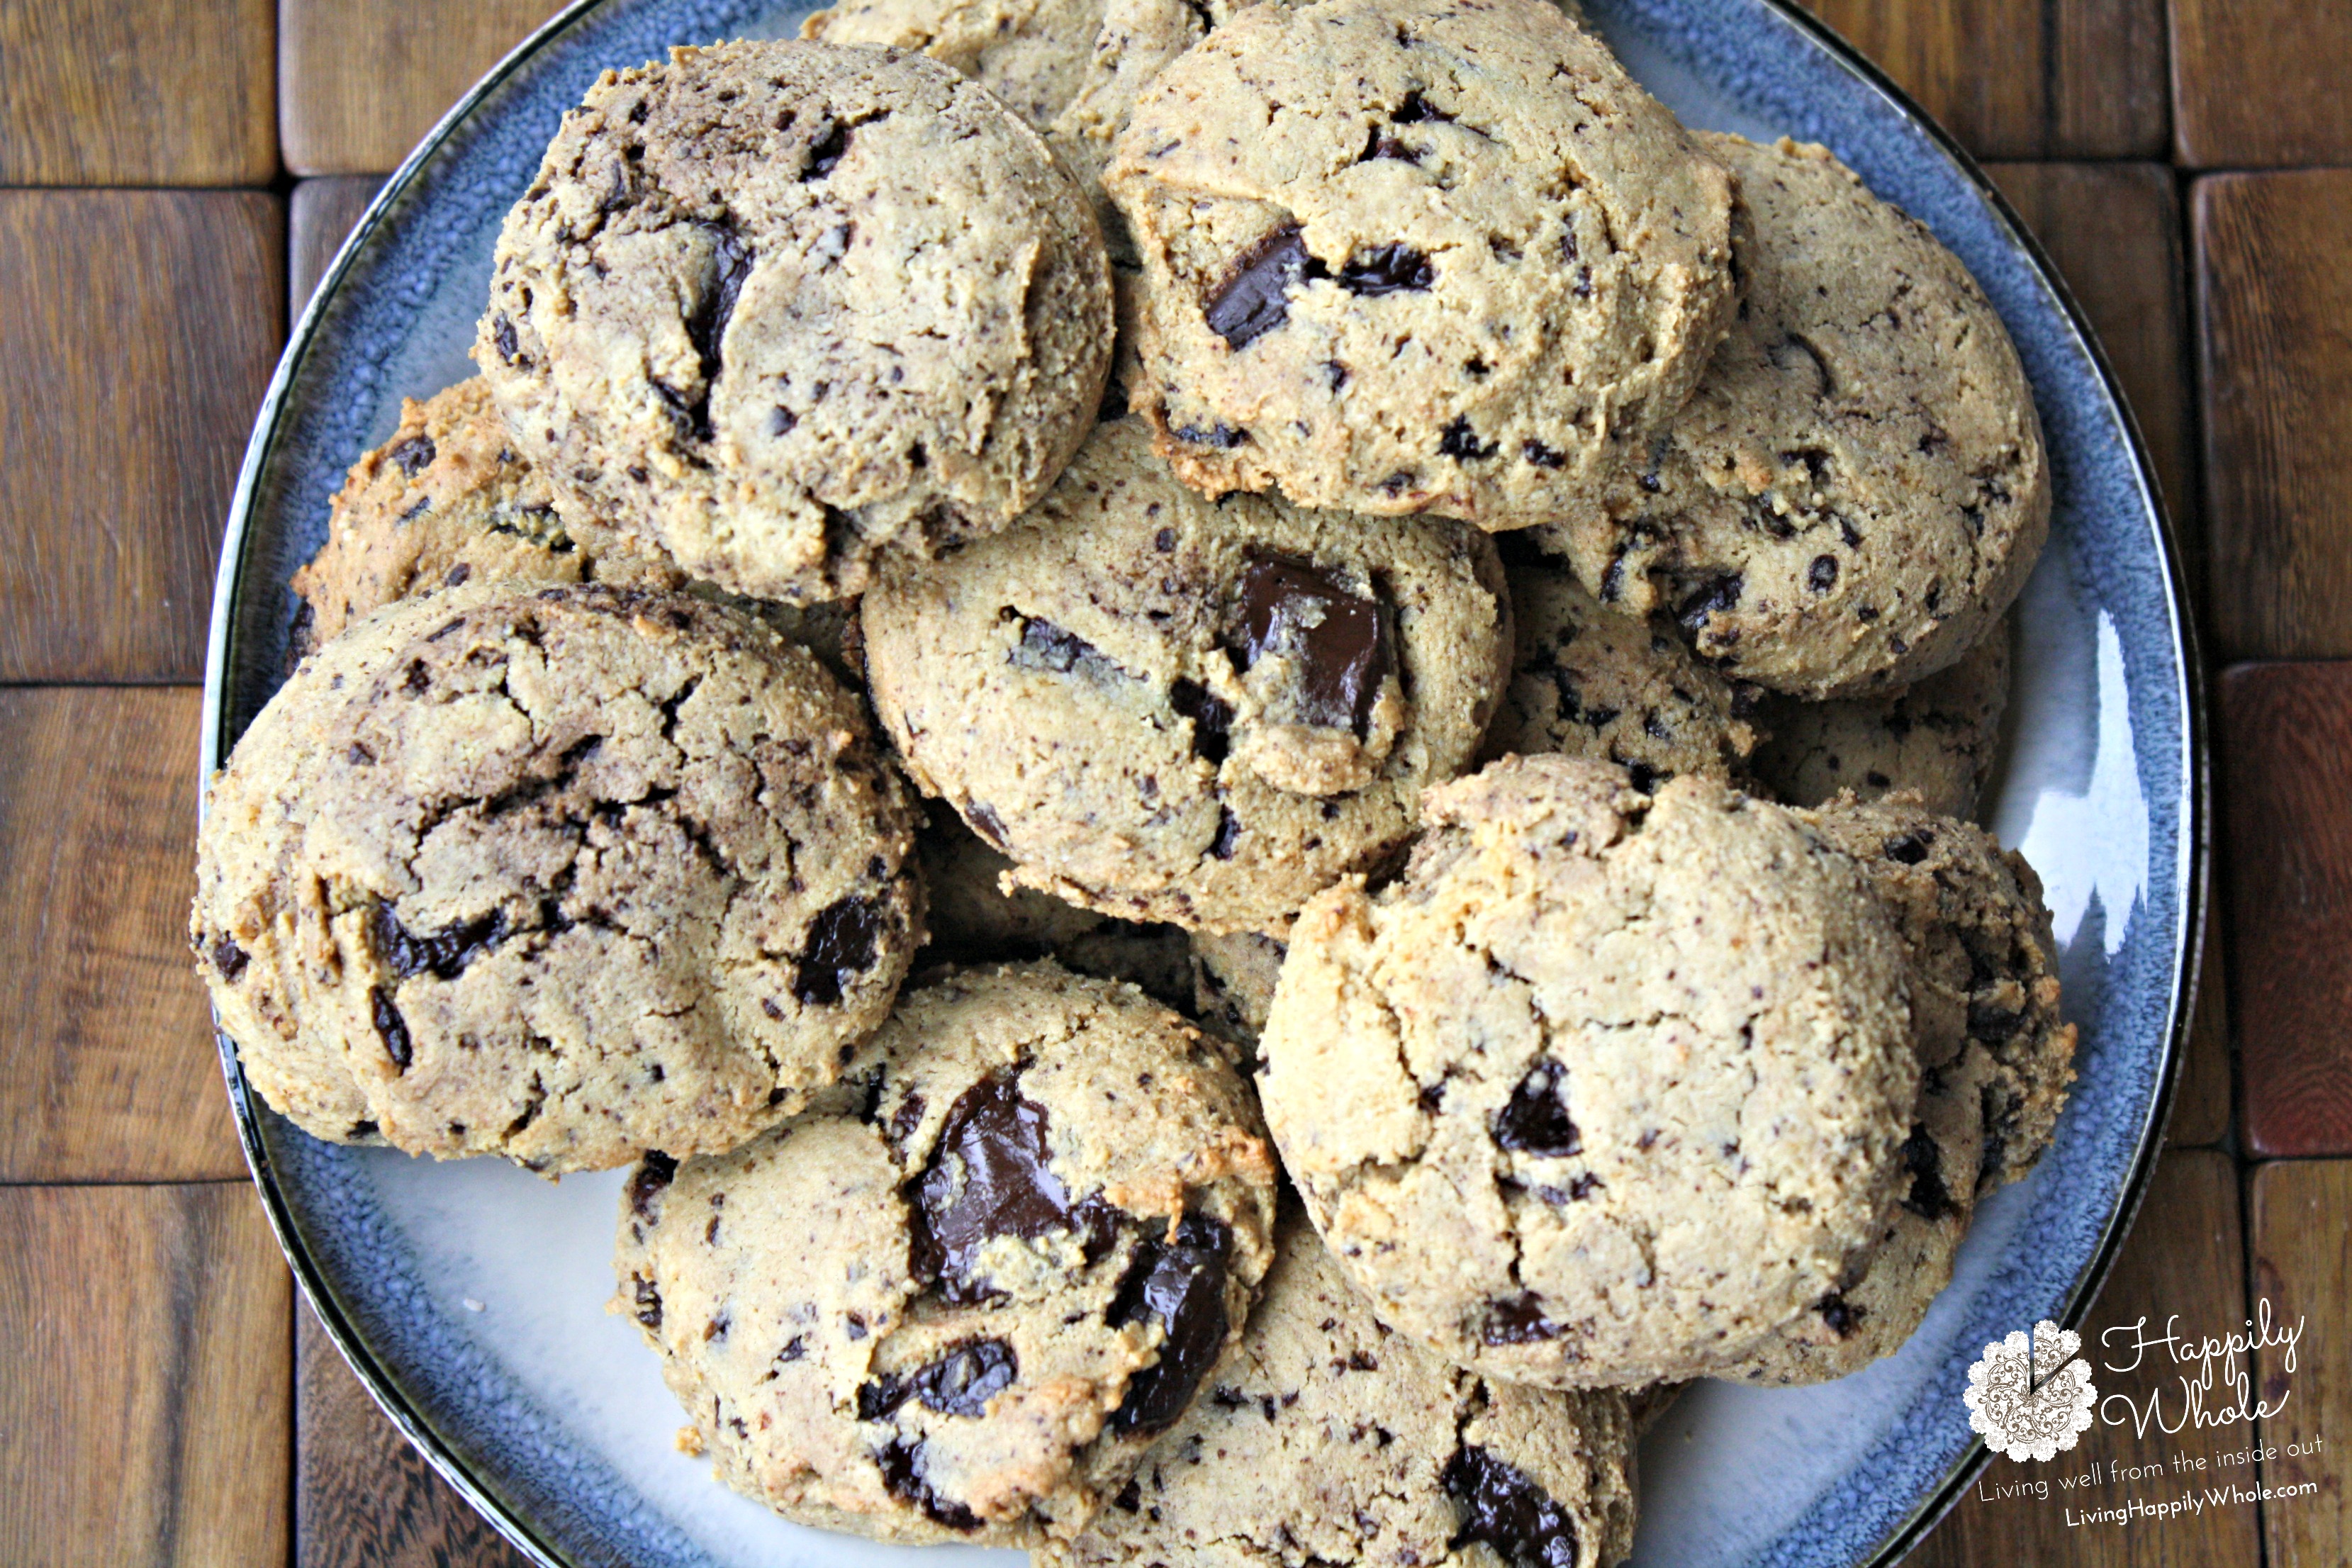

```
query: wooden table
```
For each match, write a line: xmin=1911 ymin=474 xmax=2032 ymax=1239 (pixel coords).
xmin=0 ymin=1 xmax=2344 ymax=1563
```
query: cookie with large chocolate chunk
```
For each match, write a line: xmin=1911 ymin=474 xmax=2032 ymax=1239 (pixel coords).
xmin=1046 ymin=1214 xmax=1637 ymax=1568
xmin=476 ymin=40 xmax=1114 ymax=604
xmin=1533 ymin=135 xmax=2048 ymax=698
xmin=1258 ymin=755 xmax=1918 ymax=1388
xmin=861 ymin=417 xmax=1512 ymax=935
xmin=1484 ymin=544 xmax=1761 ymax=790
xmin=191 ymin=583 xmax=923 ymax=1172
xmin=1103 ymin=0 xmax=1735 ymax=526
xmin=613 ymin=963 xmax=1278 ymax=1545
xmin=1752 ymin=618 xmax=2011 ymax=819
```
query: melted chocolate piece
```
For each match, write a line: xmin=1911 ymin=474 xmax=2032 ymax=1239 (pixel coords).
xmin=1338 ymin=244 xmax=1433 ymax=296
xmin=686 ymin=223 xmax=753 ymax=391
xmin=1807 ymin=554 xmax=1839 ymax=593
xmin=1205 ymin=225 xmax=1322 ymax=349
xmin=1443 ymin=1444 xmax=1582 ymax=1568
xmin=371 ymin=987 xmax=413 ymax=1070
xmin=1675 ymin=573 xmax=1745 ymax=636
xmin=1480 ymin=1292 xmax=1562 ymax=1345
xmin=1394 ymin=90 xmax=1453 ymax=123
xmin=1107 ymin=1214 xmax=1232 ymax=1435
xmin=629 ymin=1273 xmax=662 ymax=1329
xmin=371 ymin=902 xmax=511 ymax=982
xmin=862 ymin=1338 xmax=1021 ymax=1422
xmin=1493 ymin=1061 xmax=1581 ymax=1156
xmin=1898 ymin=1124 xmax=1958 ymax=1222
xmin=1438 ymin=417 xmax=1496 ymax=461
xmin=1169 ymin=678 xmax=1233 ymax=765
xmin=627 ymin=1151 xmax=678 ymax=1221
xmin=491 ymin=314 xmax=520 ymax=364
xmin=1818 ymin=1293 xmax=1864 ymax=1338
xmin=907 ymin=1073 xmax=1087 ymax=1303
xmin=1231 ymin=553 xmax=1391 ymax=733
xmin=388 ymin=434 xmax=437 ymax=478
xmin=877 ymin=1438 xmax=982 ymax=1531
xmin=1208 ymin=805 xmax=1242 ymax=861
xmin=794 ymin=897 xmax=881 ymax=1007
xmin=1884 ymin=831 xmax=1932 ymax=866
xmin=1012 ymin=617 xmax=1117 ymax=678
xmin=210 ymin=937 xmax=249 ymax=982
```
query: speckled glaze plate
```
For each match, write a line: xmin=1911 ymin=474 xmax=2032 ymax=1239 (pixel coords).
xmin=203 ymin=1 xmax=2204 ymax=1563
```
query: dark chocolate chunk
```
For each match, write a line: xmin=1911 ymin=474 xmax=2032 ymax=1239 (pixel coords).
xmin=1170 ymin=420 xmax=1250 ymax=449
xmin=1883 ymin=831 xmax=1932 ymax=866
xmin=1675 ymin=572 xmax=1744 ymax=635
xmin=1170 ymin=678 xmax=1233 ymax=766
xmin=1205 ymin=224 xmax=1323 ymax=349
xmin=907 ymin=1072 xmax=1089 ymax=1302
xmin=210 ymin=937 xmax=249 ymax=982
xmin=1522 ymin=438 xmax=1565 ymax=469
xmin=1898 ymin=1124 xmax=1958 ymax=1222
xmin=371 ymin=987 xmax=413 ymax=1070
xmin=491 ymin=314 xmax=520 ymax=363
xmin=627 ymin=1151 xmax=678 ymax=1221
xmin=1493 ymin=1061 xmax=1580 ymax=1156
xmin=1231 ymin=553 xmax=1391 ymax=733
xmin=1208 ymin=805 xmax=1242 ymax=861
xmin=1394 ymin=89 xmax=1453 ymax=123
xmin=1807 ymin=554 xmax=1839 ymax=593
xmin=370 ymin=901 xmax=511 ymax=982
xmin=1107 ymin=1214 xmax=1233 ymax=1435
xmin=1481 ymin=1292 xmax=1562 ymax=1345
xmin=387 ymin=434 xmax=437 ymax=478
xmin=794 ymin=897 xmax=882 ymax=1007
xmin=1817 ymin=1293 xmax=1863 ymax=1338
xmin=1012 ymin=617 xmax=1116 ymax=678
xmin=685 ymin=222 xmax=754 ymax=394
xmin=630 ymin=1272 xmax=662 ymax=1330
xmin=866 ymin=1338 xmax=1020 ymax=1420
xmin=877 ymin=1438 xmax=982 ymax=1531
xmin=1338 ymin=244 xmax=1433 ymax=296
xmin=1438 ymin=417 xmax=1497 ymax=461
xmin=1443 ymin=1444 xmax=1581 ymax=1568
xmin=803 ymin=119 xmax=853 ymax=181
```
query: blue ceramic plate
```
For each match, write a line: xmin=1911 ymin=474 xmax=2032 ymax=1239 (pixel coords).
xmin=204 ymin=1 xmax=2204 ymax=1562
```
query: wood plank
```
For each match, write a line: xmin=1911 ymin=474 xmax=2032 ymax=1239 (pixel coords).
xmin=0 ymin=1184 xmax=291 ymax=1566
xmin=2195 ymin=172 xmax=2352 ymax=662
xmin=2171 ymin=0 xmax=2352 ymax=167
xmin=1986 ymin=162 xmax=2197 ymax=609
xmin=2218 ymin=663 xmax=2352 ymax=1157
xmin=2172 ymin=912 xmax=2233 ymax=1147
xmin=1912 ymin=1150 xmax=2261 ymax=1566
xmin=298 ymin=1299 xmax=534 ymax=1568
xmin=0 ymin=191 xmax=282 ymax=683
xmin=281 ymin=0 xmax=571 ymax=177
xmin=0 ymin=0 xmax=275 ymax=186
xmin=0 ymin=688 xmax=242 ymax=1182
xmin=1798 ymin=0 xmax=2166 ymax=159
xmin=290 ymin=176 xmax=387 ymax=322
xmin=2250 ymin=1159 xmax=2352 ymax=1566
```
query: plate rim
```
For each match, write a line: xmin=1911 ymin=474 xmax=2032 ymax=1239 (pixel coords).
xmin=199 ymin=1 xmax=2210 ymax=1562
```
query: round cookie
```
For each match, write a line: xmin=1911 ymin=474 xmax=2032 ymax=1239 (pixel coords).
xmin=1532 ymin=135 xmax=2049 ymax=698
xmin=861 ymin=416 xmax=1512 ymax=935
xmin=1257 ymin=754 xmax=1920 ymax=1388
xmin=613 ymin=963 xmax=1279 ymax=1544
xmin=1046 ymin=1213 xmax=1639 ymax=1568
xmin=1752 ymin=618 xmax=2010 ymax=819
xmin=191 ymin=583 xmax=924 ymax=1173
xmin=476 ymin=40 xmax=1115 ymax=605
xmin=1484 ymin=543 xmax=1762 ymax=790
xmin=1103 ymin=0 xmax=1736 ymax=525
xmin=1801 ymin=794 xmax=2076 ymax=1192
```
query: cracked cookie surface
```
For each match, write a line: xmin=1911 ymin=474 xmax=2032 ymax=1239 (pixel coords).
xmin=861 ymin=415 xmax=1511 ymax=936
xmin=1257 ymin=754 xmax=1917 ymax=1388
xmin=612 ymin=963 xmax=1278 ymax=1544
xmin=191 ymin=583 xmax=922 ymax=1173
xmin=1103 ymin=0 xmax=1735 ymax=525
xmin=1753 ymin=617 xmax=2010 ymax=819
xmin=1484 ymin=543 xmax=1761 ymax=790
xmin=476 ymin=40 xmax=1114 ymax=605
xmin=1533 ymin=135 xmax=2047 ymax=698
xmin=1046 ymin=1211 xmax=1638 ymax=1568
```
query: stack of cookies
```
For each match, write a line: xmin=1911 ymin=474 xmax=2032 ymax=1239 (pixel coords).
xmin=193 ymin=3 xmax=2077 ymax=1562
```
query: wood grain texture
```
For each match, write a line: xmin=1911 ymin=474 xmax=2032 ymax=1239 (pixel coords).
xmin=291 ymin=176 xmax=387 ymax=320
xmin=0 ymin=688 xmax=239 ymax=1182
xmin=2195 ymin=172 xmax=2352 ymax=661
xmin=2172 ymin=0 xmax=2352 ymax=167
xmin=1913 ymin=1150 xmax=2259 ymax=1566
xmin=0 ymin=0 xmax=275 ymax=185
xmin=0 ymin=1184 xmax=291 ymax=1567
xmin=1798 ymin=0 xmax=2166 ymax=158
xmin=1986 ymin=162 xmax=2197 ymax=605
xmin=2172 ymin=912 xmax=2234 ymax=1147
xmin=298 ymin=1299 xmax=534 ymax=1568
xmin=281 ymin=0 xmax=571 ymax=176
xmin=0 ymin=191 xmax=282 ymax=682
xmin=2218 ymin=663 xmax=2352 ymax=1157
xmin=2250 ymin=1159 xmax=2352 ymax=1566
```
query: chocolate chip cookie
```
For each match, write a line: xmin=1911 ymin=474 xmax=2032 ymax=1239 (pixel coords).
xmin=1483 ymin=542 xmax=1762 ymax=790
xmin=1533 ymin=135 xmax=2048 ymax=698
xmin=476 ymin=40 xmax=1115 ymax=605
xmin=1258 ymin=755 xmax=1919 ymax=1388
xmin=1803 ymin=794 xmax=2076 ymax=1192
xmin=861 ymin=416 xmax=1512 ymax=935
xmin=191 ymin=583 xmax=923 ymax=1173
xmin=1752 ymin=618 xmax=2010 ymax=819
xmin=613 ymin=963 xmax=1278 ymax=1543
xmin=1047 ymin=1213 xmax=1639 ymax=1568
xmin=1104 ymin=0 xmax=1736 ymax=525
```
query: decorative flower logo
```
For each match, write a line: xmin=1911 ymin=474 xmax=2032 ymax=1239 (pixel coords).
xmin=1964 ymin=1319 xmax=2097 ymax=1462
